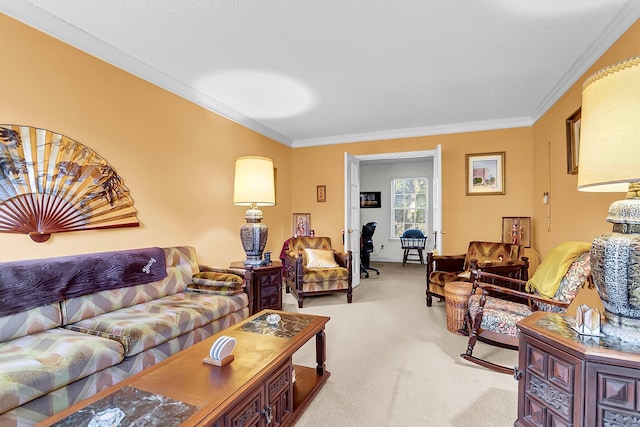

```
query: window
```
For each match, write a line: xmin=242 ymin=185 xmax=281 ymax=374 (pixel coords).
xmin=392 ymin=177 xmax=428 ymax=237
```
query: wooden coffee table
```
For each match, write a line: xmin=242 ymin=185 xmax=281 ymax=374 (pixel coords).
xmin=39 ymin=310 xmax=330 ymax=426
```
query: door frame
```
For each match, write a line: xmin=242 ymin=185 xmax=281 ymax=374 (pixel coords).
xmin=344 ymin=147 xmax=443 ymax=264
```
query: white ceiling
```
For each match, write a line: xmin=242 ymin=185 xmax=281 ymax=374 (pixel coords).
xmin=1 ymin=1 xmax=639 ymax=148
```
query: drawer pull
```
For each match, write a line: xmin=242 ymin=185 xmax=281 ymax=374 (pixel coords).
xmin=262 ymin=405 xmax=273 ymax=424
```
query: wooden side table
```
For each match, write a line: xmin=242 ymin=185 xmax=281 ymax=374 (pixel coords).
xmin=230 ymin=261 xmax=282 ymax=314
xmin=516 ymin=312 xmax=640 ymax=427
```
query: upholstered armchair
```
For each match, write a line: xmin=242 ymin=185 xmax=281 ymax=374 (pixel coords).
xmin=460 ymin=241 xmax=592 ymax=374
xmin=284 ymin=236 xmax=353 ymax=308
xmin=426 ymin=241 xmax=529 ymax=307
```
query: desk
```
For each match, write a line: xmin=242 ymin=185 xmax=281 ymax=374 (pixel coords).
xmin=230 ymin=261 xmax=282 ymax=314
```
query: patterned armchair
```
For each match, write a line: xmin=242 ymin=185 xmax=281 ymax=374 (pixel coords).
xmin=426 ymin=241 xmax=529 ymax=307
xmin=284 ymin=236 xmax=353 ymax=308
xmin=460 ymin=241 xmax=592 ymax=374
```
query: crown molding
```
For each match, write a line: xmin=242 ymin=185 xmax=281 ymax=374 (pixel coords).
xmin=0 ymin=1 xmax=293 ymax=147
xmin=292 ymin=116 xmax=533 ymax=148
xmin=529 ymin=2 xmax=640 ymax=122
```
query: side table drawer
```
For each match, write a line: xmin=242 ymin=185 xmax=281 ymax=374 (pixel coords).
xmin=587 ymin=362 xmax=640 ymax=425
xmin=519 ymin=336 xmax=582 ymax=426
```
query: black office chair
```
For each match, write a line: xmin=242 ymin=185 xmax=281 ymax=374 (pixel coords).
xmin=360 ymin=222 xmax=380 ymax=278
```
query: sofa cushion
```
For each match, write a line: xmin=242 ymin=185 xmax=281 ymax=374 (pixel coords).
xmin=191 ymin=271 xmax=244 ymax=287
xmin=0 ymin=303 xmax=62 ymax=342
xmin=0 ymin=328 xmax=124 ymax=414
xmin=65 ymin=292 xmax=249 ymax=357
xmin=62 ymin=246 xmax=199 ymax=325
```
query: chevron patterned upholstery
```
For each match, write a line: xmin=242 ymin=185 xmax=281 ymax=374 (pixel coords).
xmin=0 ymin=246 xmax=250 ymax=425
xmin=284 ymin=236 xmax=353 ymax=308
xmin=426 ymin=241 xmax=528 ymax=307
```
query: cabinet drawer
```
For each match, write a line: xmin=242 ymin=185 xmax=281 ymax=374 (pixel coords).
xmin=266 ymin=360 xmax=293 ymax=425
xmin=225 ymin=387 xmax=264 ymax=427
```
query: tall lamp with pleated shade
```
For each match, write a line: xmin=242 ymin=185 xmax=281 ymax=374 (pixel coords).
xmin=233 ymin=156 xmax=275 ymax=267
xmin=578 ymin=55 xmax=640 ymax=340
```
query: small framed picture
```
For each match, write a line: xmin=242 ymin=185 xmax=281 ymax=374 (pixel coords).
xmin=292 ymin=213 xmax=311 ymax=237
xmin=317 ymin=185 xmax=326 ymax=202
xmin=465 ymin=152 xmax=505 ymax=196
xmin=502 ymin=217 xmax=531 ymax=248
xmin=566 ymin=108 xmax=581 ymax=175
xmin=360 ymin=191 xmax=381 ymax=208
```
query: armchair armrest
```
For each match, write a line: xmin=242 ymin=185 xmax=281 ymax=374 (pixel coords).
xmin=426 ymin=252 xmax=466 ymax=276
xmin=333 ymin=251 xmax=352 ymax=268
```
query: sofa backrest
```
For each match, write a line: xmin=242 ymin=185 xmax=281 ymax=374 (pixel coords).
xmin=62 ymin=246 xmax=198 ymax=324
xmin=0 ymin=304 xmax=62 ymax=342
xmin=463 ymin=241 xmax=523 ymax=270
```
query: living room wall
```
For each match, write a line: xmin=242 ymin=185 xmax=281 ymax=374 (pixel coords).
xmin=532 ymin=19 xmax=640 ymax=257
xmin=292 ymin=19 xmax=640 ymax=261
xmin=2 ymin=13 xmax=639 ymax=268
xmin=291 ymin=127 xmax=535 ymax=257
xmin=0 ymin=13 xmax=292 ymax=265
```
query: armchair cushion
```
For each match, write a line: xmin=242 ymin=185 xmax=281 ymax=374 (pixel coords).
xmin=536 ymin=251 xmax=591 ymax=312
xmin=305 ymin=248 xmax=339 ymax=268
xmin=468 ymin=295 xmax=534 ymax=337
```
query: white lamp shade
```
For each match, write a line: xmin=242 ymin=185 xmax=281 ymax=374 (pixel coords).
xmin=233 ymin=156 xmax=275 ymax=206
xmin=578 ymin=56 xmax=640 ymax=192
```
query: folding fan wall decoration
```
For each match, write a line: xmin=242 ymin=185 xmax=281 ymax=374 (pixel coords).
xmin=0 ymin=125 xmax=139 ymax=242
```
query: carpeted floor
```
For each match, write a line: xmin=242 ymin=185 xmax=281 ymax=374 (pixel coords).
xmin=283 ymin=262 xmax=519 ymax=426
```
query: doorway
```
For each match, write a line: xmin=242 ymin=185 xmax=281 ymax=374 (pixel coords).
xmin=344 ymin=147 xmax=442 ymax=286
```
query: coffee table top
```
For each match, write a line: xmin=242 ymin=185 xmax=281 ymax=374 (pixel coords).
xmin=39 ymin=310 xmax=329 ymax=427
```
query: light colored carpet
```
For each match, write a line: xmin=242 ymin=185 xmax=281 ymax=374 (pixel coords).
xmin=283 ymin=262 xmax=519 ymax=427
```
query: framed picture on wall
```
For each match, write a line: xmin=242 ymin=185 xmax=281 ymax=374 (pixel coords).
xmin=317 ymin=185 xmax=326 ymax=202
xmin=292 ymin=213 xmax=311 ymax=237
xmin=566 ymin=107 xmax=581 ymax=175
xmin=360 ymin=191 xmax=381 ymax=208
xmin=502 ymin=217 xmax=531 ymax=248
xmin=465 ymin=152 xmax=505 ymax=195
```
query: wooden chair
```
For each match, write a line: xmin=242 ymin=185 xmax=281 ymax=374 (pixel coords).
xmin=459 ymin=244 xmax=592 ymax=374
xmin=284 ymin=236 xmax=353 ymax=308
xmin=426 ymin=241 xmax=529 ymax=307
xmin=400 ymin=229 xmax=427 ymax=265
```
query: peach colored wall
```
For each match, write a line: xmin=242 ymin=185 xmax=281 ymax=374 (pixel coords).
xmin=0 ymin=14 xmax=292 ymax=265
xmin=2 ymin=12 xmax=639 ymax=273
xmin=532 ymin=20 xmax=640 ymax=257
xmin=292 ymin=127 xmax=534 ymax=256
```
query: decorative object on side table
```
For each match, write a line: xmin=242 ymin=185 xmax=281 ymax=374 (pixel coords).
xmin=573 ymin=304 xmax=602 ymax=337
xmin=292 ymin=212 xmax=311 ymax=237
xmin=577 ymin=55 xmax=640 ymax=341
xmin=234 ymin=156 xmax=275 ymax=267
xmin=501 ymin=217 xmax=531 ymax=247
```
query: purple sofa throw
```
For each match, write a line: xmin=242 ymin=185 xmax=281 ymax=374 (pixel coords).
xmin=0 ymin=247 xmax=167 ymax=317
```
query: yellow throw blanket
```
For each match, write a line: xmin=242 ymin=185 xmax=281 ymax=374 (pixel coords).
xmin=526 ymin=241 xmax=591 ymax=298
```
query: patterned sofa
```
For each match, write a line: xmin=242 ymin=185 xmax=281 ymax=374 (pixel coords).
xmin=0 ymin=246 xmax=250 ymax=426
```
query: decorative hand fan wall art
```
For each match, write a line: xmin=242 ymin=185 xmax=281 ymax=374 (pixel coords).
xmin=0 ymin=125 xmax=139 ymax=242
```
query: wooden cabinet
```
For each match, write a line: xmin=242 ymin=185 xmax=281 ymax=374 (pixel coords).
xmin=221 ymin=360 xmax=292 ymax=427
xmin=516 ymin=312 xmax=640 ymax=427
xmin=230 ymin=262 xmax=283 ymax=314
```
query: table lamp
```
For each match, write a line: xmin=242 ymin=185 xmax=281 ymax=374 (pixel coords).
xmin=578 ymin=55 xmax=640 ymax=340
xmin=233 ymin=156 xmax=275 ymax=267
